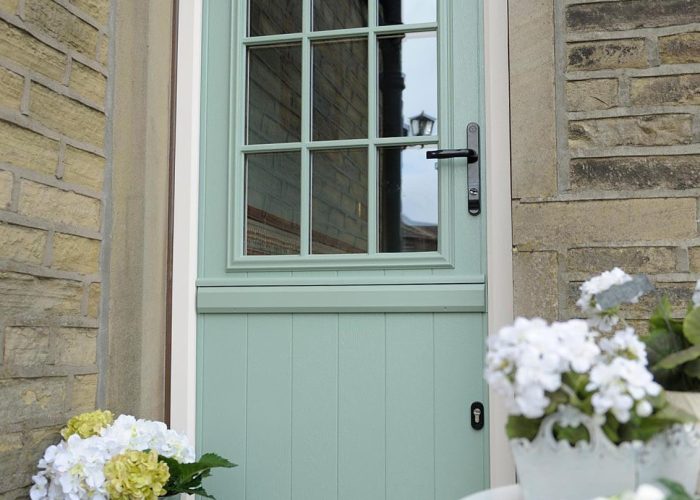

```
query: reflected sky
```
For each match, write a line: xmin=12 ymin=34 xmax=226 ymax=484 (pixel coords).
xmin=402 ymin=32 xmax=438 ymax=136
xmin=400 ymin=148 xmax=438 ymax=225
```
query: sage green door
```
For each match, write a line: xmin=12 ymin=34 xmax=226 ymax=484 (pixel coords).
xmin=197 ymin=1 xmax=488 ymax=498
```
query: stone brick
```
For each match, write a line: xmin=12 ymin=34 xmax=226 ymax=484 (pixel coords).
xmin=87 ymin=282 xmax=99 ymax=318
xmin=24 ymin=0 xmax=99 ymax=57
xmin=70 ymin=373 xmax=97 ymax=412
xmin=0 ymin=67 xmax=23 ymax=111
xmin=0 ymin=170 xmax=11 ymax=208
xmin=567 ymin=1 xmax=700 ymax=32
xmin=567 ymin=39 xmax=647 ymax=71
xmin=659 ymin=32 xmax=700 ymax=65
xmin=512 ymin=198 xmax=697 ymax=249
xmin=18 ymin=180 xmax=101 ymax=230
xmin=0 ymin=272 xmax=83 ymax=317
xmin=97 ymin=35 xmax=108 ymax=65
xmin=0 ymin=0 xmax=18 ymax=14
xmin=567 ymin=247 xmax=678 ymax=274
xmin=62 ymin=145 xmax=104 ymax=191
xmin=688 ymin=247 xmax=700 ymax=273
xmin=0 ymin=377 xmax=66 ymax=427
xmin=0 ymin=120 xmax=59 ymax=175
xmin=566 ymin=79 xmax=618 ymax=112
xmin=69 ymin=61 xmax=106 ymax=104
xmin=0 ymin=223 xmax=46 ymax=264
xmin=54 ymin=327 xmax=97 ymax=366
xmin=52 ymin=233 xmax=100 ymax=273
xmin=513 ymin=251 xmax=559 ymax=321
xmin=630 ymin=74 xmax=700 ymax=107
xmin=0 ymin=433 xmax=22 ymax=454
xmin=569 ymin=114 xmax=693 ymax=150
xmin=0 ymin=19 xmax=66 ymax=81
xmin=29 ymin=83 xmax=105 ymax=147
xmin=570 ymin=155 xmax=700 ymax=191
xmin=70 ymin=0 xmax=109 ymax=25
xmin=508 ymin=0 xmax=557 ymax=198
xmin=3 ymin=326 xmax=49 ymax=366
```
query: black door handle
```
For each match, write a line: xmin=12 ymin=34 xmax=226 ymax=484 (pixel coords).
xmin=426 ymin=122 xmax=481 ymax=216
xmin=426 ymin=148 xmax=478 ymax=163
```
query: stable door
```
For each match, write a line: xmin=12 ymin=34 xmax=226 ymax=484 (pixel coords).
xmin=197 ymin=0 xmax=488 ymax=498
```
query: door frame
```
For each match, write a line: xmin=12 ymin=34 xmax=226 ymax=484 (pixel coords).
xmin=169 ymin=0 xmax=515 ymax=487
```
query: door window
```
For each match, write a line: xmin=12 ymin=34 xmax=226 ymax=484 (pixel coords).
xmin=241 ymin=0 xmax=441 ymax=258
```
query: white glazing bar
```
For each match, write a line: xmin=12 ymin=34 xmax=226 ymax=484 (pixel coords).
xmin=367 ymin=0 xmax=378 ymax=255
xmin=299 ymin=0 xmax=312 ymax=256
xmin=231 ymin=0 xmax=248 ymax=261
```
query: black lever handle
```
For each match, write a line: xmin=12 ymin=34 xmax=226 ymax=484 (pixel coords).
xmin=426 ymin=122 xmax=481 ymax=216
xmin=426 ymin=148 xmax=479 ymax=163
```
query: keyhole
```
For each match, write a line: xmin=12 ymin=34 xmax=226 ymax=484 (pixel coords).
xmin=473 ymin=408 xmax=481 ymax=424
xmin=470 ymin=402 xmax=485 ymax=430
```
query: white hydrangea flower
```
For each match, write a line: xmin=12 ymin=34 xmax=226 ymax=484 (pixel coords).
xmin=577 ymin=268 xmax=633 ymax=332
xmin=100 ymin=414 xmax=195 ymax=463
xmin=586 ymin=357 xmax=661 ymax=423
xmin=485 ymin=317 xmax=600 ymax=418
xmin=30 ymin=434 xmax=109 ymax=500
xmin=31 ymin=414 xmax=196 ymax=497
xmin=592 ymin=483 xmax=667 ymax=500
xmin=599 ymin=327 xmax=648 ymax=365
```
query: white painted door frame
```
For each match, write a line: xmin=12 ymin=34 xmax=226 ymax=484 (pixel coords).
xmin=169 ymin=0 xmax=515 ymax=487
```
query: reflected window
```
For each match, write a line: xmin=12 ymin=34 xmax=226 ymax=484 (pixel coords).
xmin=378 ymin=32 xmax=438 ymax=138
xmin=312 ymin=149 xmax=368 ymax=254
xmin=378 ymin=0 xmax=436 ymax=25
xmin=247 ymin=44 xmax=302 ymax=144
xmin=246 ymin=152 xmax=301 ymax=255
xmin=379 ymin=147 xmax=438 ymax=253
xmin=314 ymin=0 xmax=367 ymax=31
xmin=249 ymin=0 xmax=302 ymax=36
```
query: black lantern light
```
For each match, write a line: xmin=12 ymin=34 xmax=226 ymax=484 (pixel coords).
xmin=409 ymin=111 xmax=436 ymax=137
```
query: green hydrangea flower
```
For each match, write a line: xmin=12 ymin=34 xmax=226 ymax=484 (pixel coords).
xmin=104 ymin=449 xmax=170 ymax=500
xmin=61 ymin=409 xmax=114 ymax=439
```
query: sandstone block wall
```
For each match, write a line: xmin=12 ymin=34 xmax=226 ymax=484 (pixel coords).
xmin=511 ymin=0 xmax=700 ymax=327
xmin=0 ymin=0 xmax=110 ymax=495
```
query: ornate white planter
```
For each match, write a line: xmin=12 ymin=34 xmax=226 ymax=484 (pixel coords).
xmin=510 ymin=408 xmax=700 ymax=500
xmin=666 ymin=391 xmax=700 ymax=493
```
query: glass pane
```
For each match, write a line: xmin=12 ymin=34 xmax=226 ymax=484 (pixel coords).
xmin=313 ymin=39 xmax=368 ymax=141
xmin=379 ymin=146 xmax=437 ymax=253
xmin=312 ymin=149 xmax=368 ymax=254
xmin=247 ymin=44 xmax=302 ymax=144
xmin=314 ymin=0 xmax=367 ymax=31
xmin=378 ymin=0 xmax=436 ymax=25
xmin=378 ymin=32 xmax=437 ymax=138
xmin=246 ymin=152 xmax=301 ymax=255
xmin=249 ymin=0 xmax=302 ymax=36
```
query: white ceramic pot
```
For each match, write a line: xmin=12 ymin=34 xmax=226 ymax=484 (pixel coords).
xmin=509 ymin=407 xmax=700 ymax=500
xmin=666 ymin=391 xmax=700 ymax=493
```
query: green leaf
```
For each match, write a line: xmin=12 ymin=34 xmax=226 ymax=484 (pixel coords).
xmin=161 ymin=453 xmax=237 ymax=499
xmin=684 ymin=306 xmax=700 ymax=345
xmin=655 ymin=345 xmax=700 ymax=370
xmin=553 ymin=424 xmax=589 ymax=445
xmin=658 ymin=478 xmax=695 ymax=500
xmin=683 ymin=358 xmax=700 ymax=379
xmin=505 ymin=415 xmax=541 ymax=441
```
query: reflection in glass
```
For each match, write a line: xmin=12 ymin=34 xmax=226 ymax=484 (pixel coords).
xmin=247 ymin=44 xmax=302 ymax=144
xmin=312 ymin=149 xmax=368 ymax=254
xmin=314 ymin=0 xmax=367 ymax=31
xmin=378 ymin=0 xmax=436 ymax=25
xmin=378 ymin=32 xmax=437 ymax=138
xmin=249 ymin=0 xmax=302 ymax=36
xmin=313 ymin=39 xmax=368 ymax=141
xmin=246 ymin=152 xmax=301 ymax=255
xmin=379 ymin=147 xmax=438 ymax=253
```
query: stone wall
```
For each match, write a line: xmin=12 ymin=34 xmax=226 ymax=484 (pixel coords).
xmin=511 ymin=0 xmax=700 ymax=327
xmin=0 ymin=0 xmax=110 ymax=495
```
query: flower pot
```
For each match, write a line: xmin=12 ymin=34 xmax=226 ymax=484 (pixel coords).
xmin=666 ymin=391 xmax=700 ymax=493
xmin=509 ymin=408 xmax=700 ymax=500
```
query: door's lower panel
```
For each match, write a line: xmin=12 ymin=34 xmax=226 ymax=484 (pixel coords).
xmin=197 ymin=311 xmax=488 ymax=500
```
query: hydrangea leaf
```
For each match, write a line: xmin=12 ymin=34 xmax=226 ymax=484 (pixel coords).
xmin=683 ymin=358 xmax=700 ymax=380
xmin=594 ymin=274 xmax=653 ymax=310
xmin=683 ymin=306 xmax=700 ymax=345
xmin=505 ymin=415 xmax=541 ymax=441
xmin=654 ymin=344 xmax=700 ymax=371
